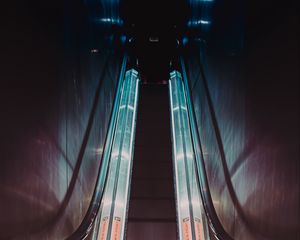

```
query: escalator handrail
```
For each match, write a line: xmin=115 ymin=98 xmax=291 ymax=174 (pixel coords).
xmin=180 ymin=57 xmax=234 ymax=240
xmin=66 ymin=55 xmax=127 ymax=240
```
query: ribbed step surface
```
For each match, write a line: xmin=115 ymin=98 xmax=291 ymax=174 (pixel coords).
xmin=127 ymin=84 xmax=177 ymax=240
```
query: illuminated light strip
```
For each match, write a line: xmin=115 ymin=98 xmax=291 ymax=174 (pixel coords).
xmin=97 ymin=69 xmax=140 ymax=240
xmin=180 ymin=60 xmax=212 ymax=239
xmin=170 ymin=80 xmax=184 ymax=240
xmin=97 ymin=18 xmax=124 ymax=25
xmin=112 ymin=70 xmax=140 ymax=240
xmin=169 ymin=75 xmax=192 ymax=240
xmin=119 ymin=105 xmax=134 ymax=110
xmin=181 ymin=106 xmax=188 ymax=111
xmin=169 ymin=71 xmax=207 ymax=240
xmin=173 ymin=106 xmax=188 ymax=112
xmin=187 ymin=20 xmax=210 ymax=27
xmin=127 ymin=105 xmax=135 ymax=111
xmin=177 ymin=152 xmax=194 ymax=160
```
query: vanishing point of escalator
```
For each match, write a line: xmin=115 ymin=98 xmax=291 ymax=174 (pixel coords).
xmin=127 ymin=84 xmax=177 ymax=240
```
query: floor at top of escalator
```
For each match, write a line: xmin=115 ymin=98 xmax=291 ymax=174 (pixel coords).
xmin=126 ymin=83 xmax=177 ymax=240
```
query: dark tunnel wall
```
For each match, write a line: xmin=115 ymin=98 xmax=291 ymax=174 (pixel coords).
xmin=184 ymin=0 xmax=299 ymax=239
xmin=1 ymin=0 xmax=123 ymax=239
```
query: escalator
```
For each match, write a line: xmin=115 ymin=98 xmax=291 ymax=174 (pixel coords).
xmin=94 ymin=69 xmax=140 ymax=240
xmin=90 ymin=70 xmax=178 ymax=239
xmin=127 ymin=83 xmax=177 ymax=239
xmin=67 ymin=56 xmax=232 ymax=240
xmin=3 ymin=0 xmax=297 ymax=237
xmin=169 ymin=70 xmax=210 ymax=240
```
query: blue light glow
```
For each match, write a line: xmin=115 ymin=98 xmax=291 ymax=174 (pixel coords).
xmin=120 ymin=35 xmax=127 ymax=44
xmin=95 ymin=18 xmax=123 ymax=25
xmin=169 ymin=70 xmax=210 ymax=240
xmin=187 ymin=20 xmax=210 ymax=27
xmin=190 ymin=0 xmax=214 ymax=3
xmin=97 ymin=69 xmax=140 ymax=240
xmin=182 ymin=37 xmax=189 ymax=46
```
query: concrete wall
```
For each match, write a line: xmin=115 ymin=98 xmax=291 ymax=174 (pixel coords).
xmin=184 ymin=0 xmax=299 ymax=239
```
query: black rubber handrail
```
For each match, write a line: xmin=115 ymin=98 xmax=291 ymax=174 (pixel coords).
xmin=180 ymin=57 xmax=234 ymax=240
xmin=66 ymin=55 xmax=127 ymax=240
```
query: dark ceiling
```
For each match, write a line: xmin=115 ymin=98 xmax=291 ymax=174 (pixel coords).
xmin=120 ymin=0 xmax=189 ymax=36
xmin=120 ymin=0 xmax=189 ymax=82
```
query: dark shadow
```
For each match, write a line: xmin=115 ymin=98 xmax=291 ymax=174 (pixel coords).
xmin=194 ymin=56 xmax=269 ymax=240
xmin=31 ymin=53 xmax=114 ymax=236
xmin=217 ymin=136 xmax=257 ymax=194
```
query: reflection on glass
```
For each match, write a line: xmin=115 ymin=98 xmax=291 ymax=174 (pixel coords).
xmin=96 ymin=69 xmax=140 ymax=240
xmin=169 ymin=70 xmax=210 ymax=240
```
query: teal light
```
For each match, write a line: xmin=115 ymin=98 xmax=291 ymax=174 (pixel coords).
xmin=187 ymin=20 xmax=210 ymax=27
xmin=94 ymin=18 xmax=124 ymax=26
xmin=182 ymin=37 xmax=189 ymax=46
xmin=96 ymin=69 xmax=140 ymax=240
xmin=169 ymin=71 xmax=210 ymax=240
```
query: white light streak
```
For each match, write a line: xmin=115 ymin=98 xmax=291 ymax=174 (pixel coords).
xmin=187 ymin=20 xmax=210 ymax=27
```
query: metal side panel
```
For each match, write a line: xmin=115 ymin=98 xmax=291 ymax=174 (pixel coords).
xmin=95 ymin=69 xmax=140 ymax=240
xmin=169 ymin=70 xmax=210 ymax=240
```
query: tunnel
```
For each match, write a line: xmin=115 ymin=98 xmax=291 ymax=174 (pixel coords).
xmin=1 ymin=0 xmax=299 ymax=239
